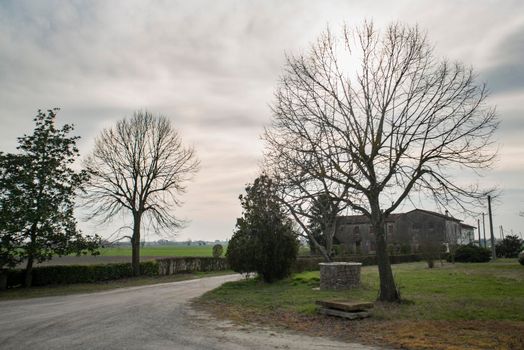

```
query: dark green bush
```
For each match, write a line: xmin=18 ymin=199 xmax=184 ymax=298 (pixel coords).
xmin=226 ymin=231 xmax=256 ymax=275
xmin=212 ymin=244 xmax=224 ymax=258
xmin=6 ymin=261 xmax=159 ymax=288
xmin=495 ymin=235 xmax=524 ymax=258
xmin=519 ymin=251 xmax=524 ymax=266
xmin=332 ymin=244 xmax=348 ymax=256
xmin=226 ymin=175 xmax=299 ymax=283
xmin=399 ymin=244 xmax=412 ymax=255
xmin=452 ymin=244 xmax=491 ymax=263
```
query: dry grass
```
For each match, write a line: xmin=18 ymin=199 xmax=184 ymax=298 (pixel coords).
xmin=197 ymin=260 xmax=524 ymax=350
xmin=198 ymin=302 xmax=524 ymax=350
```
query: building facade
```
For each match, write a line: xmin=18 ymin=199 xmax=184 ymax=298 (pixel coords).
xmin=334 ymin=209 xmax=472 ymax=255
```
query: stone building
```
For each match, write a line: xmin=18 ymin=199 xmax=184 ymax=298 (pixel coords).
xmin=334 ymin=209 xmax=473 ymax=255
xmin=460 ymin=223 xmax=476 ymax=243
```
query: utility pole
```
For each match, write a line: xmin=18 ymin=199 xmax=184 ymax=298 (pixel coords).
xmin=488 ymin=195 xmax=496 ymax=260
xmin=477 ymin=219 xmax=481 ymax=247
xmin=482 ymin=213 xmax=486 ymax=248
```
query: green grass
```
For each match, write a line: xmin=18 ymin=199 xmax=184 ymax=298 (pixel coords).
xmin=200 ymin=260 xmax=524 ymax=321
xmin=0 ymin=270 xmax=235 ymax=301
xmin=99 ymin=245 xmax=219 ymax=257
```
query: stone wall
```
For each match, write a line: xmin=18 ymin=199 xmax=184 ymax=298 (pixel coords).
xmin=156 ymin=257 xmax=229 ymax=275
xmin=319 ymin=262 xmax=361 ymax=290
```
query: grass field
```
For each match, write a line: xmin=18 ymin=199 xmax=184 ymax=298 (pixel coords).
xmin=197 ymin=260 xmax=524 ymax=349
xmin=98 ymin=244 xmax=310 ymax=257
xmin=98 ymin=244 xmax=218 ymax=257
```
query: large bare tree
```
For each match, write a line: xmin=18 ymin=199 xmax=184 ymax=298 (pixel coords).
xmin=83 ymin=111 xmax=199 ymax=275
xmin=263 ymin=22 xmax=498 ymax=302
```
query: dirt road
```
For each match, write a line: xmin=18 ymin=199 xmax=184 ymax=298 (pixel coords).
xmin=0 ymin=275 xmax=382 ymax=349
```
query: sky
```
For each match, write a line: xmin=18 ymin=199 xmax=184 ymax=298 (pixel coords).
xmin=0 ymin=0 xmax=523 ymax=242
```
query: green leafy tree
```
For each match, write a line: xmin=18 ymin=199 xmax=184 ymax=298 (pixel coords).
xmin=5 ymin=109 xmax=100 ymax=287
xmin=0 ymin=154 xmax=27 ymax=269
xmin=226 ymin=175 xmax=299 ymax=283
xmin=0 ymin=154 xmax=29 ymax=289
xmin=495 ymin=235 xmax=523 ymax=258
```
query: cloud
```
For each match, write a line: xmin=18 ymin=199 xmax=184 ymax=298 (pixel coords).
xmin=481 ymin=24 xmax=524 ymax=94
xmin=1 ymin=0 xmax=524 ymax=240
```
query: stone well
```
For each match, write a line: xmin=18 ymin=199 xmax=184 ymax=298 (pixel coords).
xmin=319 ymin=262 xmax=362 ymax=290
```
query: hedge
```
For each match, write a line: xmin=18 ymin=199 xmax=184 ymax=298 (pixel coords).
xmin=292 ymin=254 xmax=422 ymax=272
xmin=451 ymin=244 xmax=491 ymax=263
xmin=6 ymin=261 xmax=159 ymax=288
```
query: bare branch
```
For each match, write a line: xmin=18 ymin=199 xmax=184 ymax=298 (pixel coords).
xmin=263 ymin=21 xmax=498 ymax=301
xmin=81 ymin=111 xmax=199 ymax=274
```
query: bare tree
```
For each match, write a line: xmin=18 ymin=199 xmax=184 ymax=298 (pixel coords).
xmin=83 ymin=111 xmax=199 ymax=275
xmin=263 ymin=22 xmax=498 ymax=302
xmin=265 ymin=153 xmax=349 ymax=261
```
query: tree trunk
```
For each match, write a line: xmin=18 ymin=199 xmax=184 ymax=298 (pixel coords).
xmin=306 ymin=232 xmax=332 ymax=262
xmin=427 ymin=258 xmax=434 ymax=268
xmin=24 ymin=255 xmax=34 ymax=288
xmin=131 ymin=212 xmax=142 ymax=276
xmin=324 ymin=221 xmax=338 ymax=260
xmin=325 ymin=233 xmax=333 ymax=259
xmin=375 ymin=230 xmax=399 ymax=301
xmin=314 ymin=239 xmax=332 ymax=262
xmin=370 ymin=201 xmax=400 ymax=302
xmin=0 ymin=269 xmax=7 ymax=291
xmin=24 ymin=225 xmax=37 ymax=287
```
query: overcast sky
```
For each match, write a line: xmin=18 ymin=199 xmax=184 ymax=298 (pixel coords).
xmin=1 ymin=0 xmax=523 ymax=242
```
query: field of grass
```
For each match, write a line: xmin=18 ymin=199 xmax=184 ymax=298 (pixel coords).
xmin=198 ymin=260 xmax=524 ymax=349
xmin=100 ymin=244 xmax=309 ymax=257
xmin=98 ymin=244 xmax=218 ymax=257
xmin=97 ymin=244 xmax=312 ymax=257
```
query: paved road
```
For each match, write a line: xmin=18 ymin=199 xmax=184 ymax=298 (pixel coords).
xmin=0 ymin=275 xmax=382 ymax=349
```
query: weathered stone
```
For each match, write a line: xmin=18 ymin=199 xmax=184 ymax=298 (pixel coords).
xmin=319 ymin=262 xmax=361 ymax=290
xmin=156 ymin=257 xmax=229 ymax=275
xmin=318 ymin=307 xmax=371 ymax=320
xmin=315 ymin=300 xmax=373 ymax=312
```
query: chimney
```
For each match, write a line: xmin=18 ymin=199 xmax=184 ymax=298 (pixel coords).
xmin=445 ymin=210 xmax=449 ymax=217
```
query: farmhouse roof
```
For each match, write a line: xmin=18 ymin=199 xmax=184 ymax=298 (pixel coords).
xmin=336 ymin=213 xmax=402 ymax=224
xmin=460 ymin=222 xmax=476 ymax=229
xmin=337 ymin=208 xmax=462 ymax=225
xmin=404 ymin=208 xmax=462 ymax=222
